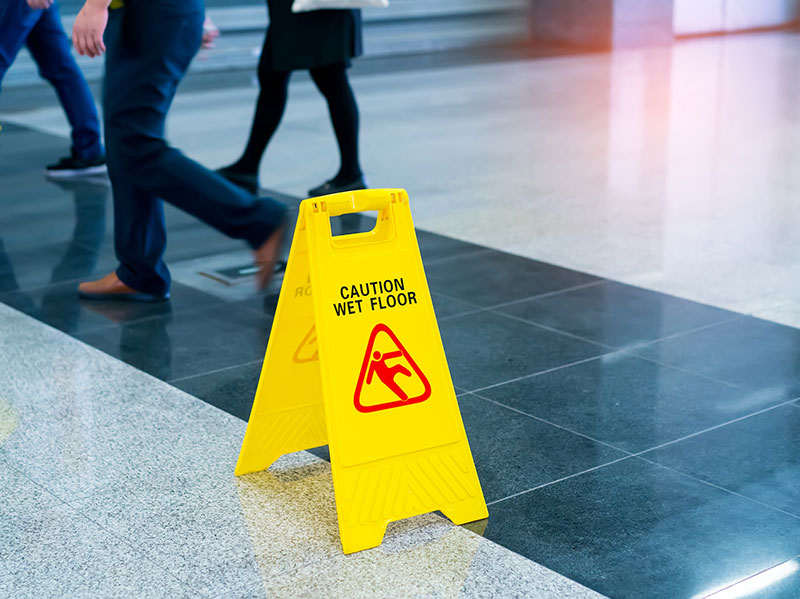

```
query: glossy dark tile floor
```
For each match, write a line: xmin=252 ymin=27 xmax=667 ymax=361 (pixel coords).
xmin=3 ymin=123 xmax=800 ymax=599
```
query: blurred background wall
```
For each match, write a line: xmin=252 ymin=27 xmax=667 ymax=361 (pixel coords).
xmin=2 ymin=0 xmax=799 ymax=90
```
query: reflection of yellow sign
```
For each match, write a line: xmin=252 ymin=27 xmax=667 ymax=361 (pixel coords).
xmin=0 ymin=398 xmax=19 ymax=444
xmin=293 ymin=326 xmax=318 ymax=363
xmin=236 ymin=189 xmax=487 ymax=554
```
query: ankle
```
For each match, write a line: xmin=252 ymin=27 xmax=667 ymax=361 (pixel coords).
xmin=331 ymin=170 xmax=363 ymax=185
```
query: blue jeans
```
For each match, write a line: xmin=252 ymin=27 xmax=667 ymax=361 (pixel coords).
xmin=103 ymin=4 xmax=286 ymax=295
xmin=0 ymin=0 xmax=103 ymax=160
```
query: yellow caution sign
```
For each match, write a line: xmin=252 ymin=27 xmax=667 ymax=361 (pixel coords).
xmin=236 ymin=189 xmax=488 ymax=554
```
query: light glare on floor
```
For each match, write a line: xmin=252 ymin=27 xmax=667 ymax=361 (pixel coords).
xmin=695 ymin=560 xmax=799 ymax=599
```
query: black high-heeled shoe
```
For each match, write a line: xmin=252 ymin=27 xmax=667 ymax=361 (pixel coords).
xmin=308 ymin=175 xmax=367 ymax=198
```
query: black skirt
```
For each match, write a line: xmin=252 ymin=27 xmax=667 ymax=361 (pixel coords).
xmin=264 ymin=0 xmax=363 ymax=71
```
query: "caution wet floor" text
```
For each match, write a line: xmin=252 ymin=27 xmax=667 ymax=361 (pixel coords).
xmin=334 ymin=278 xmax=417 ymax=316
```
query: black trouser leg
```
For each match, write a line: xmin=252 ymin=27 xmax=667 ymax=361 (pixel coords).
xmin=309 ymin=63 xmax=362 ymax=183
xmin=233 ymin=42 xmax=291 ymax=174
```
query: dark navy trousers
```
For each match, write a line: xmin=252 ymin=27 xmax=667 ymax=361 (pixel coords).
xmin=103 ymin=4 xmax=285 ymax=296
xmin=0 ymin=0 xmax=103 ymax=160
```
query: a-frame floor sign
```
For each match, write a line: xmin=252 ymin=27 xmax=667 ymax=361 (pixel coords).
xmin=235 ymin=189 xmax=488 ymax=554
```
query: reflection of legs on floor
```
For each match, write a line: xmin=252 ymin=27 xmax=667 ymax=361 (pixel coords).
xmin=48 ymin=179 xmax=107 ymax=283
xmin=120 ymin=310 xmax=173 ymax=381
xmin=0 ymin=237 xmax=22 ymax=295
xmin=0 ymin=178 xmax=110 ymax=329
xmin=40 ymin=179 xmax=109 ymax=329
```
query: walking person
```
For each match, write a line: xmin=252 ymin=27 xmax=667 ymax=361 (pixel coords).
xmin=71 ymin=0 xmax=286 ymax=301
xmin=218 ymin=0 xmax=366 ymax=197
xmin=0 ymin=0 xmax=106 ymax=177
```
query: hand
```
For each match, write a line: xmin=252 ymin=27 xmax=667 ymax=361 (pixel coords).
xmin=72 ymin=0 xmax=108 ymax=58
xmin=27 ymin=0 xmax=53 ymax=9
xmin=201 ymin=15 xmax=220 ymax=49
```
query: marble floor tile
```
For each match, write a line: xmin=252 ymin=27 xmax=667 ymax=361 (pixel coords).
xmin=218 ymin=520 xmax=607 ymax=599
xmin=68 ymin=452 xmax=344 ymax=597
xmin=414 ymin=230 xmax=488 ymax=265
xmin=439 ymin=310 xmax=609 ymax=391
xmin=0 ymin=240 xmax=118 ymax=294
xmin=485 ymin=457 xmax=800 ymax=599
xmin=0 ymin=181 xmax=111 ymax=253
xmin=0 ymin=502 xmax=194 ymax=599
xmin=424 ymin=250 xmax=601 ymax=308
xmin=642 ymin=404 xmax=800 ymax=518
xmin=0 ymin=456 xmax=62 ymax=519
xmin=458 ymin=394 xmax=626 ymax=503
xmin=1 ymin=375 xmax=246 ymax=502
xmin=0 ymin=281 xmax=224 ymax=336
xmin=496 ymin=281 xmax=738 ymax=350
xmin=474 ymin=354 xmax=777 ymax=453
xmin=1 ymin=304 xmax=247 ymax=500
xmin=172 ymin=360 xmax=263 ymax=421
xmin=634 ymin=316 xmax=800 ymax=400
xmin=75 ymin=303 xmax=274 ymax=382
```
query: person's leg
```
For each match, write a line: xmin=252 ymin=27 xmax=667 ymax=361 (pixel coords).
xmin=0 ymin=0 xmax=42 ymax=87
xmin=224 ymin=39 xmax=291 ymax=175
xmin=98 ymin=6 xmax=284 ymax=297
xmin=309 ymin=63 xmax=362 ymax=185
xmin=24 ymin=2 xmax=103 ymax=160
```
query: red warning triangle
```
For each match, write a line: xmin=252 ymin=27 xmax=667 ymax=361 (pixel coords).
xmin=354 ymin=323 xmax=432 ymax=413
xmin=293 ymin=325 xmax=319 ymax=363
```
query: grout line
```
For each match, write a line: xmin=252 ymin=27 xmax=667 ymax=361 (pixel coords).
xmin=232 ymin=299 xmax=278 ymax=321
xmin=630 ymin=353 xmax=746 ymax=391
xmin=422 ymin=247 xmax=493 ymax=268
xmin=490 ymin=310 xmax=617 ymax=349
xmin=622 ymin=313 xmax=745 ymax=351
xmin=436 ymin=279 xmax=606 ymax=323
xmin=487 ymin=456 xmax=635 ymax=506
xmin=467 ymin=391 xmax=635 ymax=457
xmin=1 ymin=456 xmax=76 ymax=509
xmin=2 ymin=456 xmax=197 ymax=596
xmin=67 ymin=500 xmax=209 ymax=596
xmin=0 ymin=276 xmax=91 ymax=297
xmin=636 ymin=456 xmax=800 ymax=522
xmin=72 ymin=300 xmax=233 ymax=337
xmin=168 ymin=359 xmax=265 ymax=384
xmin=697 ymin=554 xmax=800 ymax=599
xmin=464 ymin=353 xmax=609 ymax=395
xmin=630 ymin=396 xmax=800 ymax=458
xmin=487 ymin=279 xmax=607 ymax=309
xmin=488 ymin=300 xmax=745 ymax=357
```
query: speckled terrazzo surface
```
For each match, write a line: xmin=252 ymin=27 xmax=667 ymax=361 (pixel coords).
xmin=0 ymin=303 xmax=607 ymax=599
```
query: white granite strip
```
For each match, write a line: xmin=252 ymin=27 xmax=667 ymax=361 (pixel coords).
xmin=0 ymin=303 xmax=606 ymax=598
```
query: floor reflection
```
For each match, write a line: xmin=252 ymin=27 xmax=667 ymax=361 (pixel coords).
xmin=0 ymin=177 xmax=108 ymax=327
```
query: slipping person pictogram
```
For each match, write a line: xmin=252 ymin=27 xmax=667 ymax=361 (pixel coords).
xmin=354 ymin=323 xmax=431 ymax=413
xmin=366 ymin=350 xmax=412 ymax=401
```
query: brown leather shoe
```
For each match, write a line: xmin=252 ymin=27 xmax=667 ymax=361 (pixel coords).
xmin=78 ymin=272 xmax=169 ymax=302
xmin=253 ymin=225 xmax=286 ymax=290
